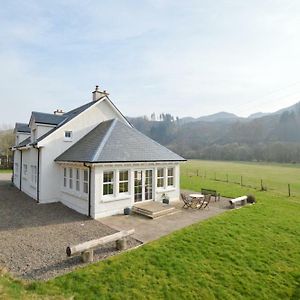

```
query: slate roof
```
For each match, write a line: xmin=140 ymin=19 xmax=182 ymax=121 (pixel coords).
xmin=55 ymin=119 xmax=186 ymax=163
xmin=15 ymin=123 xmax=30 ymax=133
xmin=17 ymin=136 xmax=31 ymax=147
xmin=31 ymin=112 xmax=66 ymax=125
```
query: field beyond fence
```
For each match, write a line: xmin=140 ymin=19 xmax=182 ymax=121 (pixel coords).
xmin=181 ymin=160 xmax=300 ymax=198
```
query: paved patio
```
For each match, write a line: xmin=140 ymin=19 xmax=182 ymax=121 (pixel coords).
xmin=99 ymin=193 xmax=231 ymax=243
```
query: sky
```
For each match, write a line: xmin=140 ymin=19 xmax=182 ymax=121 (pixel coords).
xmin=1 ymin=0 xmax=300 ymax=125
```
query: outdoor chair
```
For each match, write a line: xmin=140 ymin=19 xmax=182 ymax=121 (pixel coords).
xmin=181 ymin=193 xmax=194 ymax=209
xmin=199 ymin=194 xmax=211 ymax=209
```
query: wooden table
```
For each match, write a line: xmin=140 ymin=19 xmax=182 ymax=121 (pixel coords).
xmin=189 ymin=194 xmax=204 ymax=209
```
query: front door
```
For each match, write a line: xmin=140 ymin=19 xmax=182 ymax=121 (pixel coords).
xmin=134 ymin=169 xmax=153 ymax=202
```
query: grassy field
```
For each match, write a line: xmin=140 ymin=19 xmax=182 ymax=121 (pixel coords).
xmin=181 ymin=160 xmax=300 ymax=198
xmin=1 ymin=161 xmax=300 ymax=299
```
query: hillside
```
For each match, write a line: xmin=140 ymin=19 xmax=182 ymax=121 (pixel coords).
xmin=129 ymin=101 xmax=300 ymax=163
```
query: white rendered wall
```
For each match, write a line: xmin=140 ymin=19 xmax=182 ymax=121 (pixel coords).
xmin=38 ymin=99 xmax=128 ymax=203
xmin=13 ymin=150 xmax=21 ymax=189
xmin=93 ymin=163 xmax=180 ymax=219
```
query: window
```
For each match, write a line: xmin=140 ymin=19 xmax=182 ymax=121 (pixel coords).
xmin=167 ymin=167 xmax=174 ymax=186
xmin=75 ymin=169 xmax=80 ymax=191
xmin=63 ymin=168 xmax=67 ymax=187
xmin=69 ymin=168 xmax=73 ymax=189
xmin=83 ymin=170 xmax=89 ymax=194
xmin=31 ymin=165 xmax=37 ymax=185
xmin=157 ymin=168 xmax=164 ymax=188
xmin=119 ymin=170 xmax=129 ymax=193
xmin=64 ymin=131 xmax=73 ymax=141
xmin=23 ymin=164 xmax=28 ymax=177
xmin=15 ymin=163 xmax=19 ymax=175
xmin=103 ymin=171 xmax=114 ymax=195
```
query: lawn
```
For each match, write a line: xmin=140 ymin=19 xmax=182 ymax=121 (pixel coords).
xmin=0 ymin=169 xmax=12 ymax=173
xmin=181 ymin=160 xmax=300 ymax=198
xmin=1 ymin=161 xmax=300 ymax=299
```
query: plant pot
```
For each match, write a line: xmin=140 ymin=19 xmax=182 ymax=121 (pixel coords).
xmin=124 ymin=207 xmax=131 ymax=215
xmin=162 ymin=198 xmax=169 ymax=205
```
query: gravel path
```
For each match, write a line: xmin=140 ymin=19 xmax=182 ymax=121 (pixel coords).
xmin=0 ymin=174 xmax=141 ymax=280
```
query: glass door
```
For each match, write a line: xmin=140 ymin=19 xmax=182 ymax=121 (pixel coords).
xmin=134 ymin=170 xmax=143 ymax=202
xmin=134 ymin=169 xmax=153 ymax=202
xmin=145 ymin=170 xmax=153 ymax=200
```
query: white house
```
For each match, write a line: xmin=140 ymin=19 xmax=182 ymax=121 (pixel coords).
xmin=12 ymin=87 xmax=186 ymax=219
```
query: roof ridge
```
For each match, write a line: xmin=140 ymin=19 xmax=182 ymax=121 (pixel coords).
xmin=92 ymin=119 xmax=117 ymax=161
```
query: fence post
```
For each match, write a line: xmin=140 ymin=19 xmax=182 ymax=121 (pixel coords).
xmin=288 ymin=184 xmax=291 ymax=197
xmin=214 ymin=172 xmax=216 ymax=181
xmin=241 ymin=176 xmax=243 ymax=186
xmin=197 ymin=169 xmax=199 ymax=176
xmin=204 ymin=170 xmax=206 ymax=179
xmin=260 ymin=179 xmax=263 ymax=190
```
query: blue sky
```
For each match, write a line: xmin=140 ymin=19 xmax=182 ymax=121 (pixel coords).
xmin=1 ymin=0 xmax=300 ymax=125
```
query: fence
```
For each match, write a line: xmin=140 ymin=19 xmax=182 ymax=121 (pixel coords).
xmin=184 ymin=169 xmax=296 ymax=197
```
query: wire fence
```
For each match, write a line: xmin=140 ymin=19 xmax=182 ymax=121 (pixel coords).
xmin=184 ymin=169 xmax=296 ymax=197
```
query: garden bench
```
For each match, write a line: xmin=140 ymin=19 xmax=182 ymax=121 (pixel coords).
xmin=229 ymin=196 xmax=247 ymax=209
xmin=201 ymin=188 xmax=220 ymax=202
xmin=66 ymin=229 xmax=135 ymax=263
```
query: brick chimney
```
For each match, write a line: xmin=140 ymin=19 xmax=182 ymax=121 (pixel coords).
xmin=92 ymin=85 xmax=109 ymax=101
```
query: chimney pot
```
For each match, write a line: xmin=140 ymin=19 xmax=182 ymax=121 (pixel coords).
xmin=92 ymin=85 xmax=109 ymax=101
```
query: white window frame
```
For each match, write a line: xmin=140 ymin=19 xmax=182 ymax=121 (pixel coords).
xmin=69 ymin=168 xmax=73 ymax=189
xmin=157 ymin=168 xmax=164 ymax=188
xmin=83 ymin=169 xmax=89 ymax=194
xmin=75 ymin=168 xmax=80 ymax=192
xmin=64 ymin=131 xmax=73 ymax=142
xmin=119 ymin=170 xmax=129 ymax=194
xmin=63 ymin=167 xmax=67 ymax=188
xmin=167 ymin=167 xmax=174 ymax=187
xmin=31 ymin=165 xmax=37 ymax=186
xmin=23 ymin=164 xmax=28 ymax=177
xmin=103 ymin=171 xmax=114 ymax=196
xmin=15 ymin=163 xmax=19 ymax=176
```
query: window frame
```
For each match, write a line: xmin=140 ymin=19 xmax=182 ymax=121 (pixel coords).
xmin=30 ymin=165 xmax=37 ymax=186
xmin=75 ymin=168 xmax=80 ymax=192
xmin=63 ymin=167 xmax=67 ymax=188
xmin=167 ymin=167 xmax=174 ymax=187
xmin=119 ymin=170 xmax=129 ymax=194
xmin=23 ymin=164 xmax=28 ymax=177
xmin=69 ymin=168 xmax=73 ymax=189
xmin=103 ymin=171 xmax=114 ymax=196
xmin=83 ymin=169 xmax=89 ymax=194
xmin=64 ymin=131 xmax=73 ymax=142
xmin=157 ymin=168 xmax=164 ymax=188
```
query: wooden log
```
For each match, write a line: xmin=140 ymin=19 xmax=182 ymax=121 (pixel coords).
xmin=66 ymin=229 xmax=135 ymax=257
xmin=82 ymin=250 xmax=94 ymax=263
xmin=116 ymin=238 xmax=127 ymax=250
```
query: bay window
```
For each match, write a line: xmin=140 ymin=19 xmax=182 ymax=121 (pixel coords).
xmin=83 ymin=170 xmax=89 ymax=194
xmin=103 ymin=171 xmax=114 ymax=195
xmin=157 ymin=168 xmax=164 ymax=188
xmin=167 ymin=167 xmax=174 ymax=186
xmin=119 ymin=170 xmax=129 ymax=193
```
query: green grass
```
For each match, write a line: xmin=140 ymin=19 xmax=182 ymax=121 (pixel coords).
xmin=181 ymin=159 xmax=300 ymax=198
xmin=1 ymin=160 xmax=300 ymax=299
xmin=0 ymin=169 xmax=12 ymax=173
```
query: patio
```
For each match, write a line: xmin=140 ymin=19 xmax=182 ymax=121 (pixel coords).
xmin=99 ymin=191 xmax=231 ymax=243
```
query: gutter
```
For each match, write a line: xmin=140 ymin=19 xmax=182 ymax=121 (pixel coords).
xmin=19 ymin=150 xmax=22 ymax=191
xmin=84 ymin=163 xmax=92 ymax=218
xmin=33 ymin=145 xmax=40 ymax=203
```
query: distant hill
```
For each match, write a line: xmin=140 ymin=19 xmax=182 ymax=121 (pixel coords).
xmin=129 ymin=101 xmax=300 ymax=163
xmin=248 ymin=112 xmax=270 ymax=119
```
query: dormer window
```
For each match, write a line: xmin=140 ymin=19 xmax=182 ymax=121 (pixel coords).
xmin=64 ymin=131 xmax=73 ymax=141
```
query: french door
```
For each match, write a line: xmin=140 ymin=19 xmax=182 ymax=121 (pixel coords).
xmin=134 ymin=169 xmax=153 ymax=202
